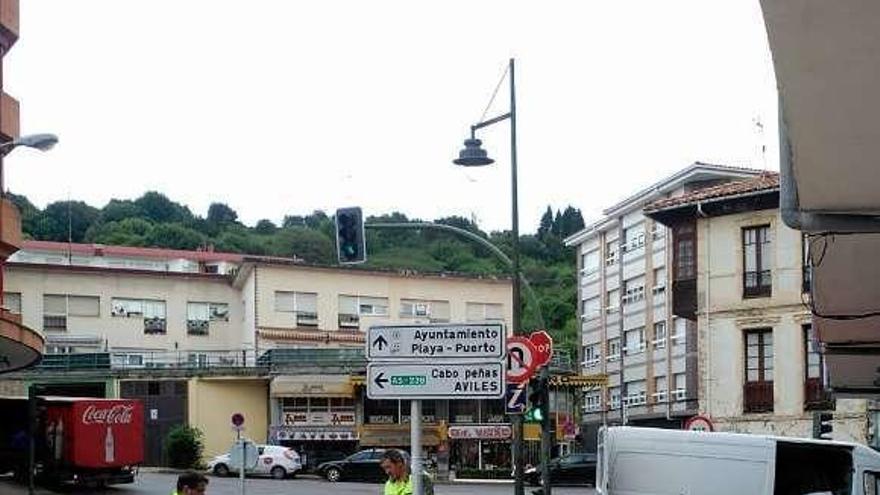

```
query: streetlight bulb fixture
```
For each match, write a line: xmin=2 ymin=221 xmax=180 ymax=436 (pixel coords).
xmin=15 ymin=133 xmax=58 ymax=152
xmin=453 ymin=138 xmax=494 ymax=167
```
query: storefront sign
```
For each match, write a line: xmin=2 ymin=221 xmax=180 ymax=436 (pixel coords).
xmin=283 ymin=411 xmax=355 ymax=426
xmin=448 ymin=424 xmax=512 ymax=440
xmin=274 ymin=427 xmax=358 ymax=441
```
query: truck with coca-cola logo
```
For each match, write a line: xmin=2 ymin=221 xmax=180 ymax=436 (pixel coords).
xmin=0 ymin=396 xmax=144 ymax=487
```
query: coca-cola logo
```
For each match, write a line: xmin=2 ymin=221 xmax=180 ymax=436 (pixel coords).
xmin=82 ymin=404 xmax=134 ymax=425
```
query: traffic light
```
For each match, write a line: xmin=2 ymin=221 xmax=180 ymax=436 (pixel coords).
xmin=525 ymin=377 xmax=547 ymax=423
xmin=335 ymin=207 xmax=366 ymax=264
xmin=814 ymin=412 xmax=833 ymax=439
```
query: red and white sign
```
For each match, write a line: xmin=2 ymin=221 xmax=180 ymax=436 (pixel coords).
xmin=82 ymin=404 xmax=135 ymax=425
xmin=529 ymin=330 xmax=553 ymax=368
xmin=506 ymin=336 xmax=538 ymax=383
xmin=447 ymin=424 xmax=512 ymax=440
xmin=684 ymin=415 xmax=714 ymax=432
xmin=64 ymin=399 xmax=144 ymax=469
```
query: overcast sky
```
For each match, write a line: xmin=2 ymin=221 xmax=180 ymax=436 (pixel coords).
xmin=4 ymin=1 xmax=778 ymax=234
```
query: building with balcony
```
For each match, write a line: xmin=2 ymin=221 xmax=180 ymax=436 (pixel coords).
xmin=0 ymin=239 xmax=520 ymax=472
xmin=564 ymin=163 xmax=763 ymax=447
xmin=645 ymin=173 xmax=871 ymax=442
xmin=0 ymin=0 xmax=45 ymax=376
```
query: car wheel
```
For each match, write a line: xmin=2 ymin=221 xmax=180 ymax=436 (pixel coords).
xmin=270 ymin=466 xmax=287 ymax=480
xmin=213 ymin=464 xmax=230 ymax=477
xmin=325 ymin=467 xmax=341 ymax=482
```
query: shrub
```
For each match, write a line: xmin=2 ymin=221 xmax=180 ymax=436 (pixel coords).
xmin=164 ymin=425 xmax=204 ymax=469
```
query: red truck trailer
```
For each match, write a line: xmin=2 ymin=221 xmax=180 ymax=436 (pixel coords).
xmin=0 ymin=396 xmax=144 ymax=487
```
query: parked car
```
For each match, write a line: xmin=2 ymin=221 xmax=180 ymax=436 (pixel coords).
xmin=207 ymin=444 xmax=302 ymax=480
xmin=316 ymin=448 xmax=409 ymax=482
xmin=525 ymin=452 xmax=597 ymax=486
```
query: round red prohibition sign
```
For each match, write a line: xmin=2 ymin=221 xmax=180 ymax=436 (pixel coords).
xmin=684 ymin=415 xmax=714 ymax=432
xmin=506 ymin=336 xmax=539 ymax=383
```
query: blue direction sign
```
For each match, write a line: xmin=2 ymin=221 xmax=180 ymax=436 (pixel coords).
xmin=505 ymin=382 xmax=527 ymax=414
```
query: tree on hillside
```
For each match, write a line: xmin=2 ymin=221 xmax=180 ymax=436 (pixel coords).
xmin=6 ymin=192 xmax=41 ymax=238
xmin=254 ymin=219 xmax=277 ymax=235
xmin=85 ymin=218 xmax=154 ymax=246
xmin=100 ymin=199 xmax=143 ymax=224
xmin=268 ymin=227 xmax=334 ymax=263
xmin=32 ymin=201 xmax=101 ymax=243
xmin=207 ymin=202 xmax=239 ymax=226
xmin=135 ymin=192 xmax=193 ymax=224
xmin=145 ymin=223 xmax=207 ymax=250
xmin=537 ymin=206 xmax=554 ymax=241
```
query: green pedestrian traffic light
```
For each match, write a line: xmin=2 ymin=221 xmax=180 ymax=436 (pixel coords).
xmin=525 ymin=377 xmax=547 ymax=424
xmin=335 ymin=207 xmax=366 ymax=264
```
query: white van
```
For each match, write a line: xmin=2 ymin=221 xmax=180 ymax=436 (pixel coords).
xmin=597 ymin=426 xmax=880 ymax=495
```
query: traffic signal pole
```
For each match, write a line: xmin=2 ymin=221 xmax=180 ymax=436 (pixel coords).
xmin=540 ymin=366 xmax=552 ymax=495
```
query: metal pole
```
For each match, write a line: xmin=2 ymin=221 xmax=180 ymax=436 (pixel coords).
xmin=411 ymin=400 xmax=423 ymax=495
xmin=508 ymin=56 xmax=527 ymax=495
xmin=540 ymin=367 xmax=552 ymax=495
xmin=238 ymin=430 xmax=245 ymax=495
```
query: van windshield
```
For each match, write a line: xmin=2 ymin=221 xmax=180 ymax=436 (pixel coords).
xmin=775 ymin=441 xmax=852 ymax=495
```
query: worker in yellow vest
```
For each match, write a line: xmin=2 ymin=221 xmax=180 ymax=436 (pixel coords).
xmin=379 ymin=449 xmax=434 ymax=495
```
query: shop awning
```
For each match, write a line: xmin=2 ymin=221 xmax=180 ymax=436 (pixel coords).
xmin=270 ymin=375 xmax=354 ymax=398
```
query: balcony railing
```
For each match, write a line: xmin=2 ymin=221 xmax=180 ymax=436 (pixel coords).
xmin=744 ymin=381 xmax=774 ymax=413
xmin=743 ymin=270 xmax=772 ymax=298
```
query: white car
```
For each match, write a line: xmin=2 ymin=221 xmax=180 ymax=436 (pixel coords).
xmin=207 ymin=444 xmax=302 ymax=480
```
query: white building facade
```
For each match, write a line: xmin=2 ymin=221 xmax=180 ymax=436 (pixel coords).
xmin=565 ymin=163 xmax=762 ymax=446
xmin=646 ymin=173 xmax=872 ymax=443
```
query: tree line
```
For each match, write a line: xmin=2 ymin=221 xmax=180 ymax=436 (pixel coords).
xmin=9 ymin=191 xmax=586 ymax=360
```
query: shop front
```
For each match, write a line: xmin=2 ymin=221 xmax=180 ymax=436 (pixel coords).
xmin=270 ymin=375 xmax=359 ymax=471
xmin=448 ymin=424 xmax=512 ymax=474
xmin=447 ymin=399 xmax=511 ymax=475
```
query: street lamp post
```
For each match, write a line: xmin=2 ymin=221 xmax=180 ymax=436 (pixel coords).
xmin=453 ymin=58 xmax=528 ymax=495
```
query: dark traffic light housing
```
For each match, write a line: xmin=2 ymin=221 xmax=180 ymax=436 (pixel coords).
xmin=335 ymin=207 xmax=366 ymax=264
xmin=814 ymin=412 xmax=833 ymax=440
xmin=525 ymin=376 xmax=548 ymax=423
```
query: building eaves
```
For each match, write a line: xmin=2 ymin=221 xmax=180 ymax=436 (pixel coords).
xmin=601 ymin=162 xmax=763 ymax=217
xmin=21 ymin=240 xmax=246 ymax=263
xmin=644 ymin=173 xmax=780 ymax=213
xmin=242 ymin=255 xmax=513 ymax=284
xmin=564 ymin=162 xmax=764 ymax=246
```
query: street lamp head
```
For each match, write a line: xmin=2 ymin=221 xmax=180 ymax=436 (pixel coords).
xmin=453 ymin=138 xmax=494 ymax=167
xmin=15 ymin=133 xmax=58 ymax=152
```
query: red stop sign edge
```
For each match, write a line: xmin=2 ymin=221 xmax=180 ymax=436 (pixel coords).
xmin=529 ymin=330 xmax=553 ymax=367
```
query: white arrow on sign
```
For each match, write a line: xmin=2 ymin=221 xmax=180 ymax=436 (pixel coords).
xmin=367 ymin=323 xmax=506 ymax=360
xmin=367 ymin=361 xmax=505 ymax=399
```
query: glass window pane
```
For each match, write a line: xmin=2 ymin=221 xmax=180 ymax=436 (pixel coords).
xmin=764 ymin=368 xmax=774 ymax=381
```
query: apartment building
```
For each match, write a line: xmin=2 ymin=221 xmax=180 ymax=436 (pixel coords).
xmin=645 ymin=173 xmax=871 ymax=443
xmin=2 ymin=240 xmax=516 ymax=471
xmin=564 ymin=163 xmax=762 ymax=446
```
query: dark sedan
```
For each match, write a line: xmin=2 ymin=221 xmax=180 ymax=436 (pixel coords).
xmin=317 ymin=448 xmax=406 ymax=482
xmin=525 ymin=452 xmax=597 ymax=486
